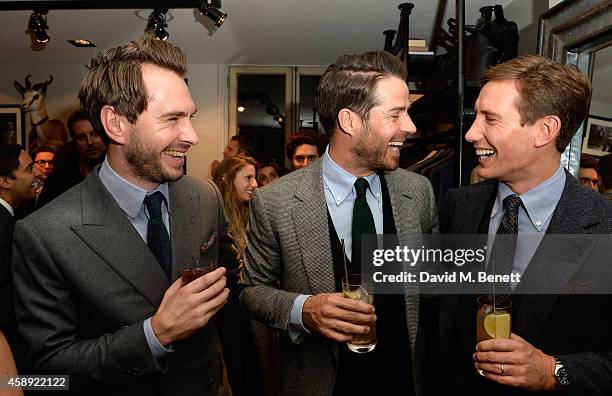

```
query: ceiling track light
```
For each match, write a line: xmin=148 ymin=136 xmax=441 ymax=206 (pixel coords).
xmin=147 ymin=7 xmax=170 ymax=41
xmin=29 ymin=9 xmax=50 ymax=43
xmin=198 ymin=0 xmax=227 ymax=28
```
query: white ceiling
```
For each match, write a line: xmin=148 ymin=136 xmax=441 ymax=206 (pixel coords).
xmin=0 ymin=0 xmax=515 ymax=66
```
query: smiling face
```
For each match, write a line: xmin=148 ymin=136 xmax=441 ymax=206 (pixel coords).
xmin=233 ymin=164 xmax=258 ymax=202
xmin=466 ymin=80 xmax=543 ymax=188
xmin=352 ymin=76 xmax=416 ymax=172
xmin=119 ymin=64 xmax=198 ymax=189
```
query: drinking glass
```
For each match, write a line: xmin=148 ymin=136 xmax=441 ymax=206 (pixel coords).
xmin=476 ymin=294 xmax=511 ymax=375
xmin=342 ymin=274 xmax=376 ymax=353
xmin=181 ymin=259 xmax=218 ymax=284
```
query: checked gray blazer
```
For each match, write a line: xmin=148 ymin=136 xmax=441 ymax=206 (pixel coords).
xmin=240 ymin=159 xmax=439 ymax=395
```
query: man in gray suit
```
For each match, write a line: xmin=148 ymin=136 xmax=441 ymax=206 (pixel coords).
xmin=12 ymin=36 xmax=229 ymax=394
xmin=241 ymin=51 xmax=438 ymax=395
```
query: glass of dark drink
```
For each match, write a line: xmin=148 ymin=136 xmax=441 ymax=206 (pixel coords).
xmin=181 ymin=259 xmax=218 ymax=284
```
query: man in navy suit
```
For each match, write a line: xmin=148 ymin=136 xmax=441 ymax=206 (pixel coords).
xmin=438 ymin=55 xmax=612 ymax=395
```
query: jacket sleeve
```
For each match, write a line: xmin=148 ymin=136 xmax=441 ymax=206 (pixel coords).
xmin=239 ymin=190 xmax=300 ymax=333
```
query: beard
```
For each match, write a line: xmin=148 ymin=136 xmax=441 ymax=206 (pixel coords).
xmin=125 ymin=126 xmax=184 ymax=185
xmin=352 ymin=121 xmax=398 ymax=172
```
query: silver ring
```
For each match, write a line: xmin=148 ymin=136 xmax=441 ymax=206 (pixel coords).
xmin=500 ymin=363 xmax=505 ymax=375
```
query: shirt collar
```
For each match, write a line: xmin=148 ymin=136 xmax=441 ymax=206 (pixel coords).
xmin=0 ymin=197 xmax=14 ymax=217
xmin=98 ymin=157 xmax=170 ymax=219
xmin=492 ymin=165 xmax=565 ymax=231
xmin=322 ymin=145 xmax=381 ymax=206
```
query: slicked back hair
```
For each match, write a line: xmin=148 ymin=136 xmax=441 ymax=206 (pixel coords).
xmin=79 ymin=35 xmax=188 ymax=145
xmin=315 ymin=51 xmax=406 ymax=137
xmin=481 ymin=54 xmax=591 ymax=153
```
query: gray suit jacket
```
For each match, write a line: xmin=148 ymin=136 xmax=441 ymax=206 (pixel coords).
xmin=12 ymin=170 xmax=225 ymax=395
xmin=240 ymin=159 xmax=438 ymax=395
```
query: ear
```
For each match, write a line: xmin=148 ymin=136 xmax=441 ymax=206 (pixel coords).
xmin=100 ymin=105 xmax=129 ymax=145
xmin=336 ymin=108 xmax=362 ymax=137
xmin=0 ymin=175 xmax=12 ymax=189
xmin=534 ymin=115 xmax=561 ymax=148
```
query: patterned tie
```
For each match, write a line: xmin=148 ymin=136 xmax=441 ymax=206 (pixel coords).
xmin=488 ymin=194 xmax=522 ymax=286
xmin=144 ymin=192 xmax=172 ymax=281
xmin=351 ymin=178 xmax=376 ymax=272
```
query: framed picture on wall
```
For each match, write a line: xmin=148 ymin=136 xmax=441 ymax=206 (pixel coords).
xmin=0 ymin=105 xmax=25 ymax=146
xmin=583 ymin=116 xmax=612 ymax=156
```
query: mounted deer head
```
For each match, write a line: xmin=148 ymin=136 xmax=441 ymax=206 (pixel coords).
xmin=14 ymin=74 xmax=54 ymax=113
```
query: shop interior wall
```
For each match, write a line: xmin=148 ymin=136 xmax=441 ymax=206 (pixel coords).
xmin=0 ymin=63 xmax=226 ymax=181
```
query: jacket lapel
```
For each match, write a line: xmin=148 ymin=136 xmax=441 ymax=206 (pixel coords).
xmin=168 ymin=180 xmax=200 ymax=280
xmin=291 ymin=161 xmax=335 ymax=295
xmin=384 ymin=171 xmax=424 ymax=352
xmin=71 ymin=173 xmax=168 ymax=308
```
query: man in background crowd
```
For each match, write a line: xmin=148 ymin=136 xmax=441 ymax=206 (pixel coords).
xmin=579 ymin=155 xmax=601 ymax=192
xmin=285 ymin=129 xmax=322 ymax=171
xmin=32 ymin=145 xmax=55 ymax=184
xmin=38 ymin=110 xmax=106 ymax=206
xmin=0 ymin=144 xmax=37 ymax=370
xmin=210 ymin=134 xmax=252 ymax=178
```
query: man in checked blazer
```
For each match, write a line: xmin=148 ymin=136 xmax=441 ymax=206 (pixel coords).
xmin=12 ymin=36 xmax=229 ymax=395
xmin=241 ymin=51 xmax=438 ymax=395
xmin=438 ymin=55 xmax=612 ymax=395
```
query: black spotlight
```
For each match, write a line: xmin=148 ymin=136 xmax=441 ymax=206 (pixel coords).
xmin=29 ymin=10 xmax=50 ymax=43
xmin=199 ymin=0 xmax=227 ymax=28
xmin=147 ymin=7 xmax=170 ymax=41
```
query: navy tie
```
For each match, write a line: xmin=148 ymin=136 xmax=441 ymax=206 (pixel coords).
xmin=488 ymin=194 xmax=522 ymax=289
xmin=351 ymin=178 xmax=376 ymax=272
xmin=144 ymin=192 xmax=172 ymax=281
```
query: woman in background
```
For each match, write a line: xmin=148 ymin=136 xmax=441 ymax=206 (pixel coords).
xmin=213 ymin=156 xmax=276 ymax=395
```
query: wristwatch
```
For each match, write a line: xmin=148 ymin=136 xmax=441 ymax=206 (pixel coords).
xmin=552 ymin=356 xmax=570 ymax=387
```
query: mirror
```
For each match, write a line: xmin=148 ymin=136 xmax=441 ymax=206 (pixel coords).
xmin=538 ymin=0 xmax=612 ymax=176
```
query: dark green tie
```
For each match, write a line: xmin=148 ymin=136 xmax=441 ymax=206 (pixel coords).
xmin=351 ymin=178 xmax=376 ymax=272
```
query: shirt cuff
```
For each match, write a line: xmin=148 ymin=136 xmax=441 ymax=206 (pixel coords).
xmin=143 ymin=317 xmax=174 ymax=359
xmin=289 ymin=294 xmax=312 ymax=335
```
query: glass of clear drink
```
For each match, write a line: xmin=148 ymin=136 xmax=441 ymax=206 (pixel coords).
xmin=476 ymin=294 xmax=511 ymax=375
xmin=342 ymin=274 xmax=376 ymax=353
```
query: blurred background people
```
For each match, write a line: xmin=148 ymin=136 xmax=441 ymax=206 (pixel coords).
xmin=257 ymin=160 xmax=285 ymax=187
xmin=38 ymin=110 xmax=106 ymax=207
xmin=579 ymin=154 xmax=601 ymax=192
xmin=285 ymin=129 xmax=322 ymax=171
xmin=210 ymin=134 xmax=253 ymax=178
xmin=32 ymin=145 xmax=55 ymax=182
xmin=212 ymin=155 xmax=268 ymax=396
xmin=0 ymin=144 xmax=37 ymax=372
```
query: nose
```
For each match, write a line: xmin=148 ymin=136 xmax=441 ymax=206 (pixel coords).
xmin=86 ymin=134 xmax=95 ymax=145
xmin=251 ymin=179 xmax=258 ymax=189
xmin=401 ymin=112 xmax=417 ymax=135
xmin=465 ymin=118 xmax=481 ymax=143
xmin=182 ymin=119 xmax=199 ymax=146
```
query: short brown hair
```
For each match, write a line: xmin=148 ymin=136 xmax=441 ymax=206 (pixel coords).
xmin=481 ymin=55 xmax=591 ymax=153
xmin=286 ymin=129 xmax=321 ymax=160
xmin=315 ymin=51 xmax=406 ymax=136
xmin=79 ymin=35 xmax=187 ymax=145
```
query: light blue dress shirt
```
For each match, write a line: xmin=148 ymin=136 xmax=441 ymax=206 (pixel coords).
xmin=98 ymin=157 xmax=173 ymax=358
xmin=289 ymin=146 xmax=383 ymax=334
xmin=487 ymin=165 xmax=566 ymax=288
